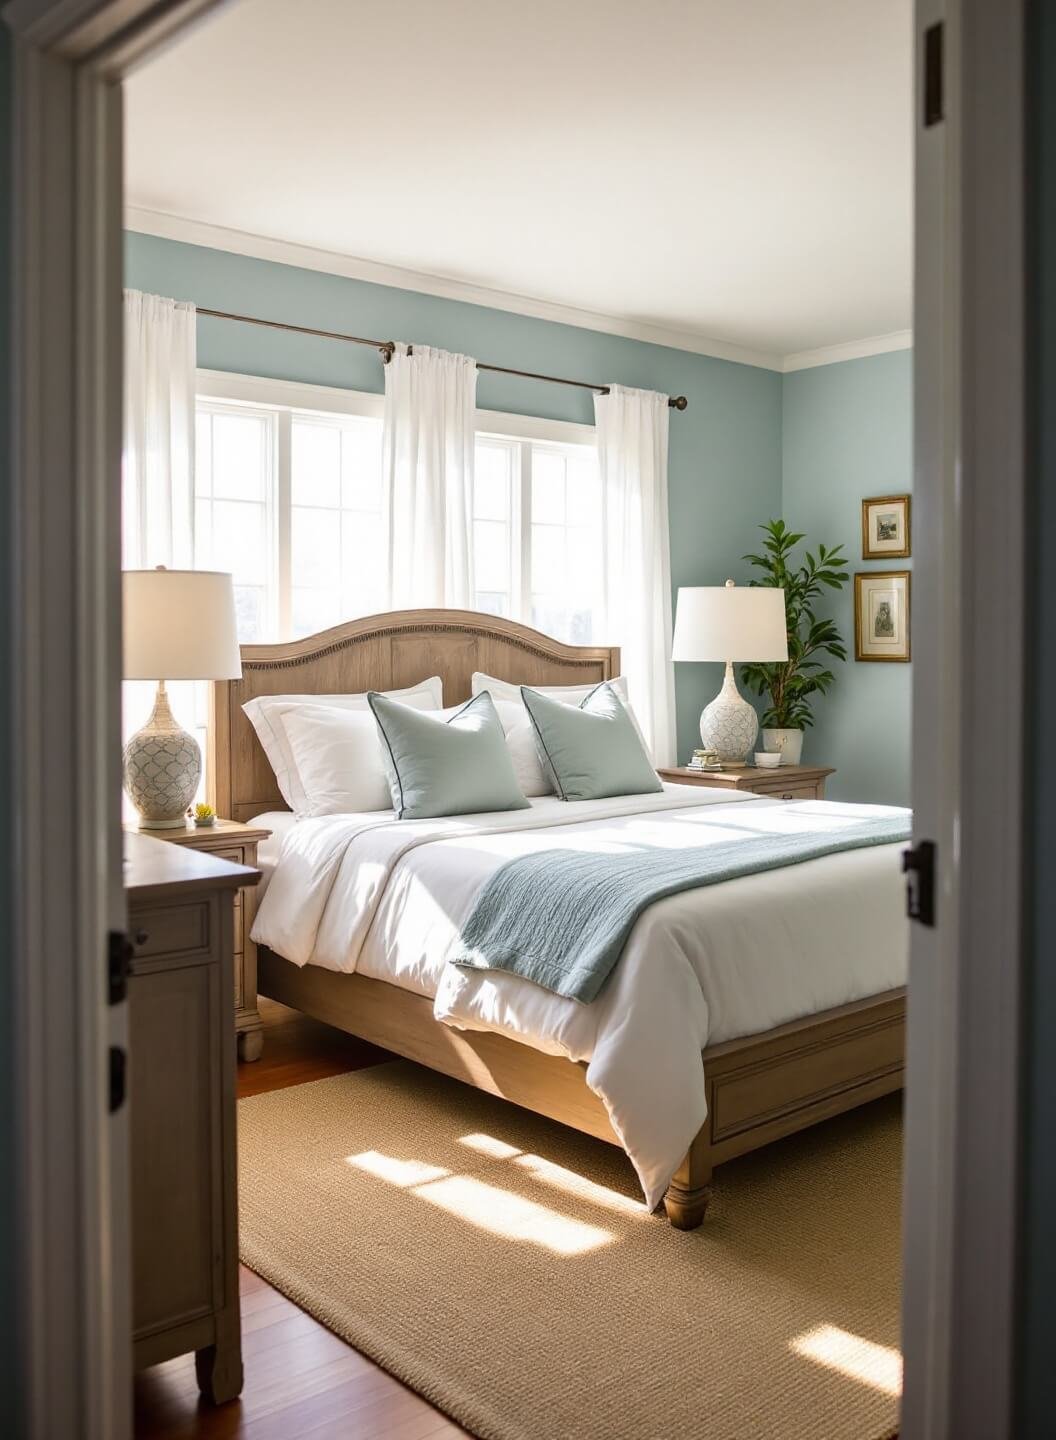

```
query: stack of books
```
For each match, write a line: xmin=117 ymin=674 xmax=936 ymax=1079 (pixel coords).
xmin=686 ymin=749 xmax=724 ymax=772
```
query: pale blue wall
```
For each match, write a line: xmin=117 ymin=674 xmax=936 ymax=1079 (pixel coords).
xmin=125 ymin=234 xmax=915 ymax=802
xmin=781 ymin=351 xmax=913 ymax=806
xmin=125 ymin=233 xmax=783 ymax=765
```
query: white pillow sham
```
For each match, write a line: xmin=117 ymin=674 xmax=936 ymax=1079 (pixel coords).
xmin=471 ymin=671 xmax=650 ymax=786
xmin=491 ymin=698 xmax=553 ymax=797
xmin=278 ymin=705 xmax=393 ymax=816
xmin=243 ymin=676 xmax=443 ymax=812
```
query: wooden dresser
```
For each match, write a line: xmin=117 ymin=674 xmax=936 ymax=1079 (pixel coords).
xmin=658 ymin=764 xmax=835 ymax=800
xmin=125 ymin=818 xmax=270 ymax=1061
xmin=125 ymin=831 xmax=259 ymax=1403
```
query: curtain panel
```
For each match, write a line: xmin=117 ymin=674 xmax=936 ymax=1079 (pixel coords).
xmin=383 ymin=343 xmax=477 ymax=609
xmin=594 ymin=384 xmax=677 ymax=767
xmin=122 ymin=289 xmax=197 ymax=569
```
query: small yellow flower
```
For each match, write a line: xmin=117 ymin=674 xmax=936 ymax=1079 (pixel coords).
xmin=194 ymin=803 xmax=216 ymax=822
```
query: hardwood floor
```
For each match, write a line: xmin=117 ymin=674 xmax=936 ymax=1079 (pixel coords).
xmin=133 ymin=999 xmax=472 ymax=1440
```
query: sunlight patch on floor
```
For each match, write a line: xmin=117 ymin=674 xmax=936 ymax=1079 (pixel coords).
xmin=459 ymin=1131 xmax=521 ymax=1160
xmin=349 ymin=1147 xmax=615 ymax=1254
xmin=790 ymin=1324 xmax=903 ymax=1397
xmin=346 ymin=1150 xmax=450 ymax=1187
xmin=459 ymin=1132 xmax=643 ymax=1214
xmin=415 ymin=1173 xmax=614 ymax=1254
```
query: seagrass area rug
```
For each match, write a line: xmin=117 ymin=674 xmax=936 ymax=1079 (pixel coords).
xmin=238 ymin=1063 xmax=902 ymax=1440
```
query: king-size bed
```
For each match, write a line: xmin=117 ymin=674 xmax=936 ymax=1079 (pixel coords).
xmin=209 ymin=608 xmax=908 ymax=1229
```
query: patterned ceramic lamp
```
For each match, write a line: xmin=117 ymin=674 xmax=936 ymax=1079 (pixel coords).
xmin=123 ymin=567 xmax=242 ymax=828
xmin=672 ymin=581 xmax=788 ymax=763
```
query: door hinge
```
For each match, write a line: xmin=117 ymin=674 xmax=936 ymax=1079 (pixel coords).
xmin=902 ymin=839 xmax=936 ymax=927
xmin=924 ymin=22 xmax=944 ymax=127
xmin=108 ymin=929 xmax=133 ymax=1005
xmin=109 ymin=1046 xmax=127 ymax=1113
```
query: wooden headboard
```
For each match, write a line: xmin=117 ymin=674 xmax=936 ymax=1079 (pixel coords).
xmin=209 ymin=608 xmax=620 ymax=823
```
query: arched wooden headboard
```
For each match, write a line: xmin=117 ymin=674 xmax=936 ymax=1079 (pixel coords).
xmin=209 ymin=608 xmax=620 ymax=822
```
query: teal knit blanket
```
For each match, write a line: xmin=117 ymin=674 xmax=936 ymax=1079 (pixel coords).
xmin=452 ymin=814 xmax=911 ymax=1002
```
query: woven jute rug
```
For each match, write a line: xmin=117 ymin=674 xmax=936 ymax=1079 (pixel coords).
xmin=238 ymin=1063 xmax=901 ymax=1440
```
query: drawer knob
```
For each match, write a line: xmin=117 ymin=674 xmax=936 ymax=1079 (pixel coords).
xmin=133 ymin=928 xmax=149 ymax=947
xmin=781 ymin=792 xmax=794 ymax=801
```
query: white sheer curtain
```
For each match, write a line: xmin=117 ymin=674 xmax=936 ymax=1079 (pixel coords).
xmin=122 ymin=290 xmax=201 ymax=805
xmin=383 ymin=343 xmax=477 ymax=608
xmin=122 ymin=289 xmax=197 ymax=568
xmin=594 ymin=384 xmax=677 ymax=766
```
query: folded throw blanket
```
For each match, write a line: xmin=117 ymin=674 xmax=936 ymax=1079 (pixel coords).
xmin=453 ymin=813 xmax=911 ymax=1002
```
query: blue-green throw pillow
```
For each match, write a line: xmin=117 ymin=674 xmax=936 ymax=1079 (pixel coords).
xmin=367 ymin=690 xmax=530 ymax=820
xmin=520 ymin=683 xmax=662 ymax=802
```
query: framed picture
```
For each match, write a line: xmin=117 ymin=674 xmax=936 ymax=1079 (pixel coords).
xmin=861 ymin=494 xmax=911 ymax=559
xmin=855 ymin=570 xmax=911 ymax=662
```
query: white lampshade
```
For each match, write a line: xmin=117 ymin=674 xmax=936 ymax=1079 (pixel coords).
xmin=672 ymin=581 xmax=788 ymax=663
xmin=123 ymin=567 xmax=243 ymax=680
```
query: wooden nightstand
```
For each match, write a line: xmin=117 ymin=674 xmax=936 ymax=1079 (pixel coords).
xmin=658 ymin=764 xmax=835 ymax=801
xmin=124 ymin=818 xmax=271 ymax=1061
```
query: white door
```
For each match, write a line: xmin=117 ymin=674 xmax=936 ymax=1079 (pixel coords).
xmin=900 ymin=2 xmax=1025 ymax=1436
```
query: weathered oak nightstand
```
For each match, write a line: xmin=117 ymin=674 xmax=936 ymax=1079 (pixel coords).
xmin=124 ymin=817 xmax=272 ymax=1061
xmin=657 ymin=764 xmax=835 ymax=801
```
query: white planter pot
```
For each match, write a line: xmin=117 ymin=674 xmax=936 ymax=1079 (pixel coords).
xmin=761 ymin=727 xmax=804 ymax=766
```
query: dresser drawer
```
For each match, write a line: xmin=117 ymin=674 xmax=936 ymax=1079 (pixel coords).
xmin=130 ymin=902 xmax=210 ymax=962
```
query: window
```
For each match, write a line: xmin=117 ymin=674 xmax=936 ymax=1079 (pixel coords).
xmin=195 ymin=402 xmax=277 ymax=640
xmin=191 ymin=372 xmax=601 ymax=646
xmin=473 ymin=431 xmax=604 ymax=644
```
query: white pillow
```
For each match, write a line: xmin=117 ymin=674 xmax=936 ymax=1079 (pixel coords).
xmin=491 ymin=699 xmax=553 ymax=797
xmin=243 ymin=676 xmax=443 ymax=812
xmin=471 ymin=671 xmax=650 ymax=762
xmin=278 ymin=705 xmax=392 ymax=816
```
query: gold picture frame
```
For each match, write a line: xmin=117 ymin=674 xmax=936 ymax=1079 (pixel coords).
xmin=861 ymin=494 xmax=911 ymax=559
xmin=854 ymin=570 xmax=911 ymax=662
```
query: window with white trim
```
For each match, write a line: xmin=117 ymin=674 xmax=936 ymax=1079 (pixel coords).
xmin=191 ymin=372 xmax=602 ymax=645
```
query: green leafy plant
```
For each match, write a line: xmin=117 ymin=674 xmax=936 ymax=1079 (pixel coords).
xmin=740 ymin=519 xmax=849 ymax=730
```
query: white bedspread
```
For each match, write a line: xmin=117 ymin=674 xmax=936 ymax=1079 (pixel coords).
xmin=252 ymin=785 xmax=909 ymax=1208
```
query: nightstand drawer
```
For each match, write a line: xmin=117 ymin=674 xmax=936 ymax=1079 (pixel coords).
xmin=766 ymin=783 xmax=822 ymax=801
xmin=210 ymin=845 xmax=247 ymax=866
xmin=131 ymin=902 xmax=210 ymax=962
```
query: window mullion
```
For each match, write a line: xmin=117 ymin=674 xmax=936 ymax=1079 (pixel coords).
xmin=517 ymin=441 xmax=531 ymax=623
xmin=277 ymin=409 xmax=292 ymax=639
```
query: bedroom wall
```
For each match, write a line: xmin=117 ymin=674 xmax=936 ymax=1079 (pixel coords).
xmin=124 ymin=232 xmax=783 ymax=765
xmin=781 ymin=350 xmax=913 ymax=806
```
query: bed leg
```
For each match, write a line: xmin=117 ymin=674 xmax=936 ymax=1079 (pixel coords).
xmin=664 ymin=1132 xmax=713 ymax=1230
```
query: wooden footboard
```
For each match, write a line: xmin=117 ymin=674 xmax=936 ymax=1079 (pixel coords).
xmin=666 ymin=990 xmax=905 ymax=1227
xmin=257 ymin=948 xmax=905 ymax=1230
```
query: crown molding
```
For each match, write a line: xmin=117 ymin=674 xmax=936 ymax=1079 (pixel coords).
xmin=126 ymin=206 xmax=913 ymax=375
xmin=124 ymin=206 xmax=784 ymax=371
xmin=781 ymin=329 xmax=913 ymax=372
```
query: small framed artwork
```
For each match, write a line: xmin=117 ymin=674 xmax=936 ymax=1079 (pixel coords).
xmin=861 ymin=494 xmax=911 ymax=559
xmin=855 ymin=570 xmax=911 ymax=662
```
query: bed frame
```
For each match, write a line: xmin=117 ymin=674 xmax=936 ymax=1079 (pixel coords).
xmin=211 ymin=608 xmax=905 ymax=1228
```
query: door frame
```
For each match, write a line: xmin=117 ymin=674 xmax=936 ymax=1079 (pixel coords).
xmin=2 ymin=0 xmax=1032 ymax=1435
xmin=901 ymin=2 xmax=1026 ymax=1437
xmin=3 ymin=4 xmax=224 ymax=1436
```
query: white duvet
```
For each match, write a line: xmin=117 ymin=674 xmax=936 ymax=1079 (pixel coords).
xmin=252 ymin=785 xmax=909 ymax=1208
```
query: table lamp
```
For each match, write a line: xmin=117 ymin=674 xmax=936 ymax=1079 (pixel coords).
xmin=123 ymin=566 xmax=242 ymax=827
xmin=672 ymin=580 xmax=788 ymax=763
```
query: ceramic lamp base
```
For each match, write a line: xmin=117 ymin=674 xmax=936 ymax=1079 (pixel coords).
xmin=123 ymin=680 xmax=202 ymax=828
xmin=699 ymin=661 xmax=759 ymax=763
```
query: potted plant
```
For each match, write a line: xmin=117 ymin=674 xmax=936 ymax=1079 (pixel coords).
xmin=740 ymin=519 xmax=849 ymax=765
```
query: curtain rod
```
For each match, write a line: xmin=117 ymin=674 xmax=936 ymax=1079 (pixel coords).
xmin=195 ymin=306 xmax=689 ymax=410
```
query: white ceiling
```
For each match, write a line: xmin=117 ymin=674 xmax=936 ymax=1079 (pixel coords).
xmin=125 ymin=0 xmax=913 ymax=365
